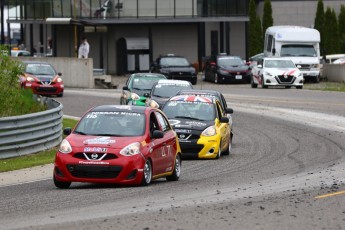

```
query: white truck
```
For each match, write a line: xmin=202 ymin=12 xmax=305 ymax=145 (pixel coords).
xmin=264 ymin=25 xmax=321 ymax=82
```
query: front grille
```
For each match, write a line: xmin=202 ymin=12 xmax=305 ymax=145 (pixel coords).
xmin=73 ymin=152 xmax=117 ymax=160
xmin=169 ymin=72 xmax=193 ymax=80
xmin=299 ymin=64 xmax=311 ymax=71
xmin=180 ymin=143 xmax=204 ymax=155
xmin=67 ymin=164 xmax=122 ymax=179
xmin=276 ymin=75 xmax=295 ymax=84
xmin=35 ymin=87 xmax=58 ymax=92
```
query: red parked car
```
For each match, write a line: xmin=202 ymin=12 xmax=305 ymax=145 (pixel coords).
xmin=20 ymin=61 xmax=64 ymax=97
xmin=54 ymin=105 xmax=182 ymax=188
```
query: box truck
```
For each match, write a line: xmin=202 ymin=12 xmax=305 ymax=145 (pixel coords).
xmin=264 ymin=25 xmax=321 ymax=82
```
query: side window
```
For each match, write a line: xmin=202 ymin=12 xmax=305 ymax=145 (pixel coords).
xmin=266 ymin=35 xmax=273 ymax=52
xmin=220 ymin=94 xmax=227 ymax=111
xmin=155 ymin=111 xmax=171 ymax=132
xmin=149 ymin=112 xmax=160 ymax=137
xmin=216 ymin=102 xmax=223 ymax=119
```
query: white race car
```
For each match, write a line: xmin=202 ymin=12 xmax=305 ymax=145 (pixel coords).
xmin=251 ymin=57 xmax=304 ymax=89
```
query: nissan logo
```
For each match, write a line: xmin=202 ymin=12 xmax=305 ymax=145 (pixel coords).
xmin=180 ymin=134 xmax=185 ymax=139
xmin=91 ymin=153 xmax=98 ymax=159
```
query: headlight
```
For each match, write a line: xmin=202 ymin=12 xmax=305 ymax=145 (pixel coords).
xmin=120 ymin=142 xmax=141 ymax=156
xmin=131 ymin=93 xmax=140 ymax=100
xmin=201 ymin=126 xmax=216 ymax=136
xmin=59 ymin=139 xmax=72 ymax=154
xmin=56 ymin=77 xmax=63 ymax=83
xmin=265 ymin=72 xmax=273 ymax=77
xmin=26 ymin=76 xmax=35 ymax=82
xmin=311 ymin=64 xmax=319 ymax=68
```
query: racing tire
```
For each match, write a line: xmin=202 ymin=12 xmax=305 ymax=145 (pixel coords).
xmin=166 ymin=154 xmax=181 ymax=181
xmin=296 ymin=86 xmax=303 ymax=89
xmin=215 ymin=146 xmax=221 ymax=159
xmin=57 ymin=93 xmax=63 ymax=97
xmin=261 ymin=76 xmax=268 ymax=88
xmin=53 ymin=175 xmax=71 ymax=189
xmin=251 ymin=76 xmax=258 ymax=88
xmin=222 ymin=136 xmax=232 ymax=156
xmin=141 ymin=159 xmax=152 ymax=186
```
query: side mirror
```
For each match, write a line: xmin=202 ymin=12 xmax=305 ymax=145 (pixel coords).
xmin=122 ymin=86 xmax=129 ymax=91
xmin=225 ymin=108 xmax=233 ymax=114
xmin=151 ymin=130 xmax=164 ymax=139
xmin=63 ymin=127 xmax=72 ymax=135
xmin=220 ymin=116 xmax=229 ymax=123
xmin=143 ymin=93 xmax=150 ymax=97
xmin=149 ymin=100 xmax=160 ymax=109
xmin=58 ymin=72 xmax=62 ymax=76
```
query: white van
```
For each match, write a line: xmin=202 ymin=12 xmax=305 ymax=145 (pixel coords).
xmin=264 ymin=25 xmax=321 ymax=82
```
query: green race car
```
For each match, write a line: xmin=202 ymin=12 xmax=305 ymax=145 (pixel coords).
xmin=120 ymin=73 xmax=167 ymax=106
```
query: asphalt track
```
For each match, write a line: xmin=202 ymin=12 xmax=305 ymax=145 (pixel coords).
xmin=1 ymin=82 xmax=345 ymax=230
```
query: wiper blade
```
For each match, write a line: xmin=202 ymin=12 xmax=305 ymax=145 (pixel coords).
xmin=132 ymin=87 xmax=143 ymax=90
xmin=74 ymin=131 xmax=87 ymax=135
xmin=175 ymin=116 xmax=203 ymax=121
xmin=94 ymin=134 xmax=123 ymax=137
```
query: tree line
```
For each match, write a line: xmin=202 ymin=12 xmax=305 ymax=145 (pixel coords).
xmin=248 ymin=0 xmax=345 ymax=57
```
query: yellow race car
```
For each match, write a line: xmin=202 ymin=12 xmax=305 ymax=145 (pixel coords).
xmin=162 ymin=95 xmax=233 ymax=159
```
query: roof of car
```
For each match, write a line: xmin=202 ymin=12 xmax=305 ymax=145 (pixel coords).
xmin=156 ymin=79 xmax=191 ymax=85
xmin=131 ymin=73 xmax=166 ymax=78
xmin=177 ymin=89 xmax=221 ymax=96
xmin=91 ymin=105 xmax=151 ymax=113
xmin=168 ymin=95 xmax=214 ymax=104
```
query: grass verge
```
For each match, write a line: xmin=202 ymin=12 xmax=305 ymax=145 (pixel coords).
xmin=304 ymin=81 xmax=345 ymax=92
xmin=0 ymin=118 xmax=78 ymax=173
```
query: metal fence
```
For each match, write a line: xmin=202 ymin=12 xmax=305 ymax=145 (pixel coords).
xmin=0 ymin=98 xmax=63 ymax=159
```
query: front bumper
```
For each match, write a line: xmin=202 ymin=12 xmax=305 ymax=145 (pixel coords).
xmin=54 ymin=151 xmax=146 ymax=185
xmin=218 ymin=72 xmax=251 ymax=83
xmin=264 ymin=74 xmax=304 ymax=86
xmin=27 ymin=82 xmax=64 ymax=95
xmin=178 ymin=134 xmax=221 ymax=159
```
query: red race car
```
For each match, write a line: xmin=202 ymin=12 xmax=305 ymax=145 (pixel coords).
xmin=54 ymin=105 xmax=182 ymax=188
xmin=20 ymin=61 xmax=64 ymax=97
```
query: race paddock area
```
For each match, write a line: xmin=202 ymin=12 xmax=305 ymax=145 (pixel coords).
xmin=1 ymin=81 xmax=345 ymax=230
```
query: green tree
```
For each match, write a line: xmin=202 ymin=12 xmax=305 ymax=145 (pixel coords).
xmin=262 ymin=0 xmax=274 ymax=38
xmin=338 ymin=5 xmax=345 ymax=53
xmin=0 ymin=45 xmax=24 ymax=117
xmin=248 ymin=0 xmax=262 ymax=56
xmin=314 ymin=0 xmax=325 ymax=55
xmin=323 ymin=7 xmax=340 ymax=55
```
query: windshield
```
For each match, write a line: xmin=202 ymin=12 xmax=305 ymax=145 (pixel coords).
xmin=281 ymin=45 xmax=317 ymax=57
xmin=163 ymin=101 xmax=215 ymax=121
xmin=152 ymin=84 xmax=192 ymax=98
xmin=264 ymin=60 xmax=296 ymax=68
xmin=74 ymin=111 xmax=146 ymax=136
xmin=160 ymin=57 xmax=190 ymax=67
xmin=131 ymin=77 xmax=162 ymax=90
xmin=217 ymin=57 xmax=244 ymax=68
xmin=25 ymin=64 xmax=56 ymax=75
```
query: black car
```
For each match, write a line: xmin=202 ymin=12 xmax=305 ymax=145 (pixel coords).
xmin=150 ymin=54 xmax=197 ymax=85
xmin=203 ymin=54 xmax=251 ymax=84
xmin=176 ymin=89 xmax=234 ymax=141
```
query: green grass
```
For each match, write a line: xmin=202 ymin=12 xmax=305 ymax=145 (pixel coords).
xmin=1 ymin=89 xmax=48 ymax=117
xmin=0 ymin=118 xmax=79 ymax=172
xmin=304 ymin=81 xmax=345 ymax=92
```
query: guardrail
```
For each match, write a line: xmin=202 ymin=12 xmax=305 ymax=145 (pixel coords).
xmin=0 ymin=98 xmax=63 ymax=159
